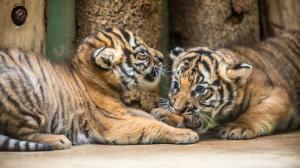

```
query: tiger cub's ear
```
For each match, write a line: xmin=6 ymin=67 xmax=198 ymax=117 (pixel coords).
xmin=170 ymin=47 xmax=185 ymax=60
xmin=92 ymin=47 xmax=119 ymax=69
xmin=227 ymin=63 xmax=252 ymax=85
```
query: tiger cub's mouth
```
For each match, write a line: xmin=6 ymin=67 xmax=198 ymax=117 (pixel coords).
xmin=144 ymin=65 xmax=163 ymax=82
xmin=182 ymin=110 xmax=216 ymax=131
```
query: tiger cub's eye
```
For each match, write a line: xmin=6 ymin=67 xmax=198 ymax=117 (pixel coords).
xmin=195 ymin=85 xmax=207 ymax=95
xmin=171 ymin=80 xmax=180 ymax=94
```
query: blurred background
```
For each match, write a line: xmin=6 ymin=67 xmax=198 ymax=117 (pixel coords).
xmin=0 ymin=0 xmax=300 ymax=95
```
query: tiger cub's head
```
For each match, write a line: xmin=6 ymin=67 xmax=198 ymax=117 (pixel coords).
xmin=167 ymin=47 xmax=252 ymax=131
xmin=73 ymin=28 xmax=164 ymax=92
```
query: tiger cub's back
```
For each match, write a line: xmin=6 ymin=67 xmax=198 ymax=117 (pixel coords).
xmin=232 ymin=32 xmax=300 ymax=107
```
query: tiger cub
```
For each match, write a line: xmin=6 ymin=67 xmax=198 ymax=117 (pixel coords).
xmin=152 ymin=32 xmax=300 ymax=139
xmin=0 ymin=28 xmax=199 ymax=151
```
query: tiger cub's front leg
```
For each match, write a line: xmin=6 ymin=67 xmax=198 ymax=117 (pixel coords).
xmin=218 ymin=87 xmax=292 ymax=140
xmin=103 ymin=115 xmax=199 ymax=144
xmin=20 ymin=133 xmax=72 ymax=150
xmin=151 ymin=107 xmax=185 ymax=128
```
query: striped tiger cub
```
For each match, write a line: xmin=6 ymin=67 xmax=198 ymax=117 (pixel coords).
xmin=0 ymin=28 xmax=199 ymax=151
xmin=152 ymin=32 xmax=300 ymax=139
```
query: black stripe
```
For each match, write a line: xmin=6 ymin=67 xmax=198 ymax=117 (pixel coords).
xmin=120 ymin=29 xmax=131 ymax=43
xmin=100 ymin=110 xmax=123 ymax=120
xmin=84 ymin=130 xmax=89 ymax=139
xmin=2 ymin=137 xmax=9 ymax=150
xmin=24 ymin=54 xmax=33 ymax=70
xmin=37 ymin=57 xmax=48 ymax=83
xmin=34 ymin=142 xmax=39 ymax=151
xmin=39 ymin=84 xmax=45 ymax=103
xmin=217 ymin=83 xmax=234 ymax=117
xmin=93 ymin=34 xmax=108 ymax=46
xmin=59 ymin=91 xmax=65 ymax=120
xmin=201 ymin=60 xmax=211 ymax=74
xmin=195 ymin=49 xmax=213 ymax=61
xmin=7 ymin=66 xmax=43 ymax=117
xmin=18 ymin=68 xmax=38 ymax=109
xmin=14 ymin=140 xmax=20 ymax=151
xmin=193 ymin=70 xmax=203 ymax=84
xmin=218 ymin=101 xmax=232 ymax=116
xmin=120 ymin=65 xmax=133 ymax=78
xmin=212 ymin=79 xmax=221 ymax=86
xmin=0 ymin=53 xmax=8 ymax=65
xmin=283 ymin=36 xmax=300 ymax=54
xmin=101 ymin=32 xmax=115 ymax=48
xmin=67 ymin=119 xmax=75 ymax=142
xmin=204 ymin=90 xmax=214 ymax=100
xmin=110 ymin=31 xmax=127 ymax=47
xmin=219 ymin=85 xmax=224 ymax=104
xmin=267 ymin=40 xmax=300 ymax=75
xmin=132 ymin=39 xmax=140 ymax=49
xmin=241 ymin=89 xmax=251 ymax=112
xmin=1 ymin=48 xmax=9 ymax=55
xmin=51 ymin=106 xmax=59 ymax=132
xmin=281 ymin=38 xmax=300 ymax=60
xmin=110 ymin=31 xmax=124 ymax=44
xmin=226 ymin=83 xmax=234 ymax=101
xmin=25 ymin=142 xmax=30 ymax=151
xmin=252 ymin=47 xmax=275 ymax=87
xmin=105 ymin=28 xmax=113 ymax=32
xmin=0 ymin=83 xmax=42 ymax=126
xmin=5 ymin=49 xmax=18 ymax=65
xmin=87 ymin=102 xmax=107 ymax=132
xmin=123 ymin=48 xmax=132 ymax=57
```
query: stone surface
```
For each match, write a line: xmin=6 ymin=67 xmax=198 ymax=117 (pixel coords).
xmin=1 ymin=131 xmax=300 ymax=168
xmin=76 ymin=0 xmax=165 ymax=50
xmin=170 ymin=0 xmax=260 ymax=49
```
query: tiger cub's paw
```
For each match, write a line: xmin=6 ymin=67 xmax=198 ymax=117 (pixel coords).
xmin=151 ymin=107 xmax=184 ymax=128
xmin=171 ymin=128 xmax=199 ymax=144
xmin=151 ymin=107 xmax=170 ymax=121
xmin=217 ymin=123 xmax=257 ymax=140
xmin=39 ymin=134 xmax=72 ymax=150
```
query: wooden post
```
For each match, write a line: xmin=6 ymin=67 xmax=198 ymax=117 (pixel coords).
xmin=263 ymin=0 xmax=300 ymax=36
xmin=0 ymin=0 xmax=45 ymax=55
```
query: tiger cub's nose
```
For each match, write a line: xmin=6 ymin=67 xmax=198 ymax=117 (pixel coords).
xmin=174 ymin=105 xmax=187 ymax=114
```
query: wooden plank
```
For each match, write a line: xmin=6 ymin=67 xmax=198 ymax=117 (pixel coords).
xmin=265 ymin=0 xmax=300 ymax=35
xmin=0 ymin=0 xmax=45 ymax=55
xmin=46 ymin=0 xmax=75 ymax=62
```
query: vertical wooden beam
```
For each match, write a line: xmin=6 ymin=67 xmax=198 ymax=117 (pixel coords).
xmin=264 ymin=0 xmax=300 ymax=36
xmin=46 ymin=0 xmax=75 ymax=62
xmin=0 ymin=0 xmax=45 ymax=55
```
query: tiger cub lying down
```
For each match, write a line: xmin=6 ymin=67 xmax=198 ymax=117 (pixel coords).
xmin=152 ymin=32 xmax=300 ymax=139
xmin=0 ymin=28 xmax=199 ymax=151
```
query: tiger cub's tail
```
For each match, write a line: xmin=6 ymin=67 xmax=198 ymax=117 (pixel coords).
xmin=0 ymin=135 xmax=53 ymax=151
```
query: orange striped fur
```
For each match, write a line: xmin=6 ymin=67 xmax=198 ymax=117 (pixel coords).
xmin=152 ymin=32 xmax=300 ymax=139
xmin=0 ymin=28 xmax=199 ymax=151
